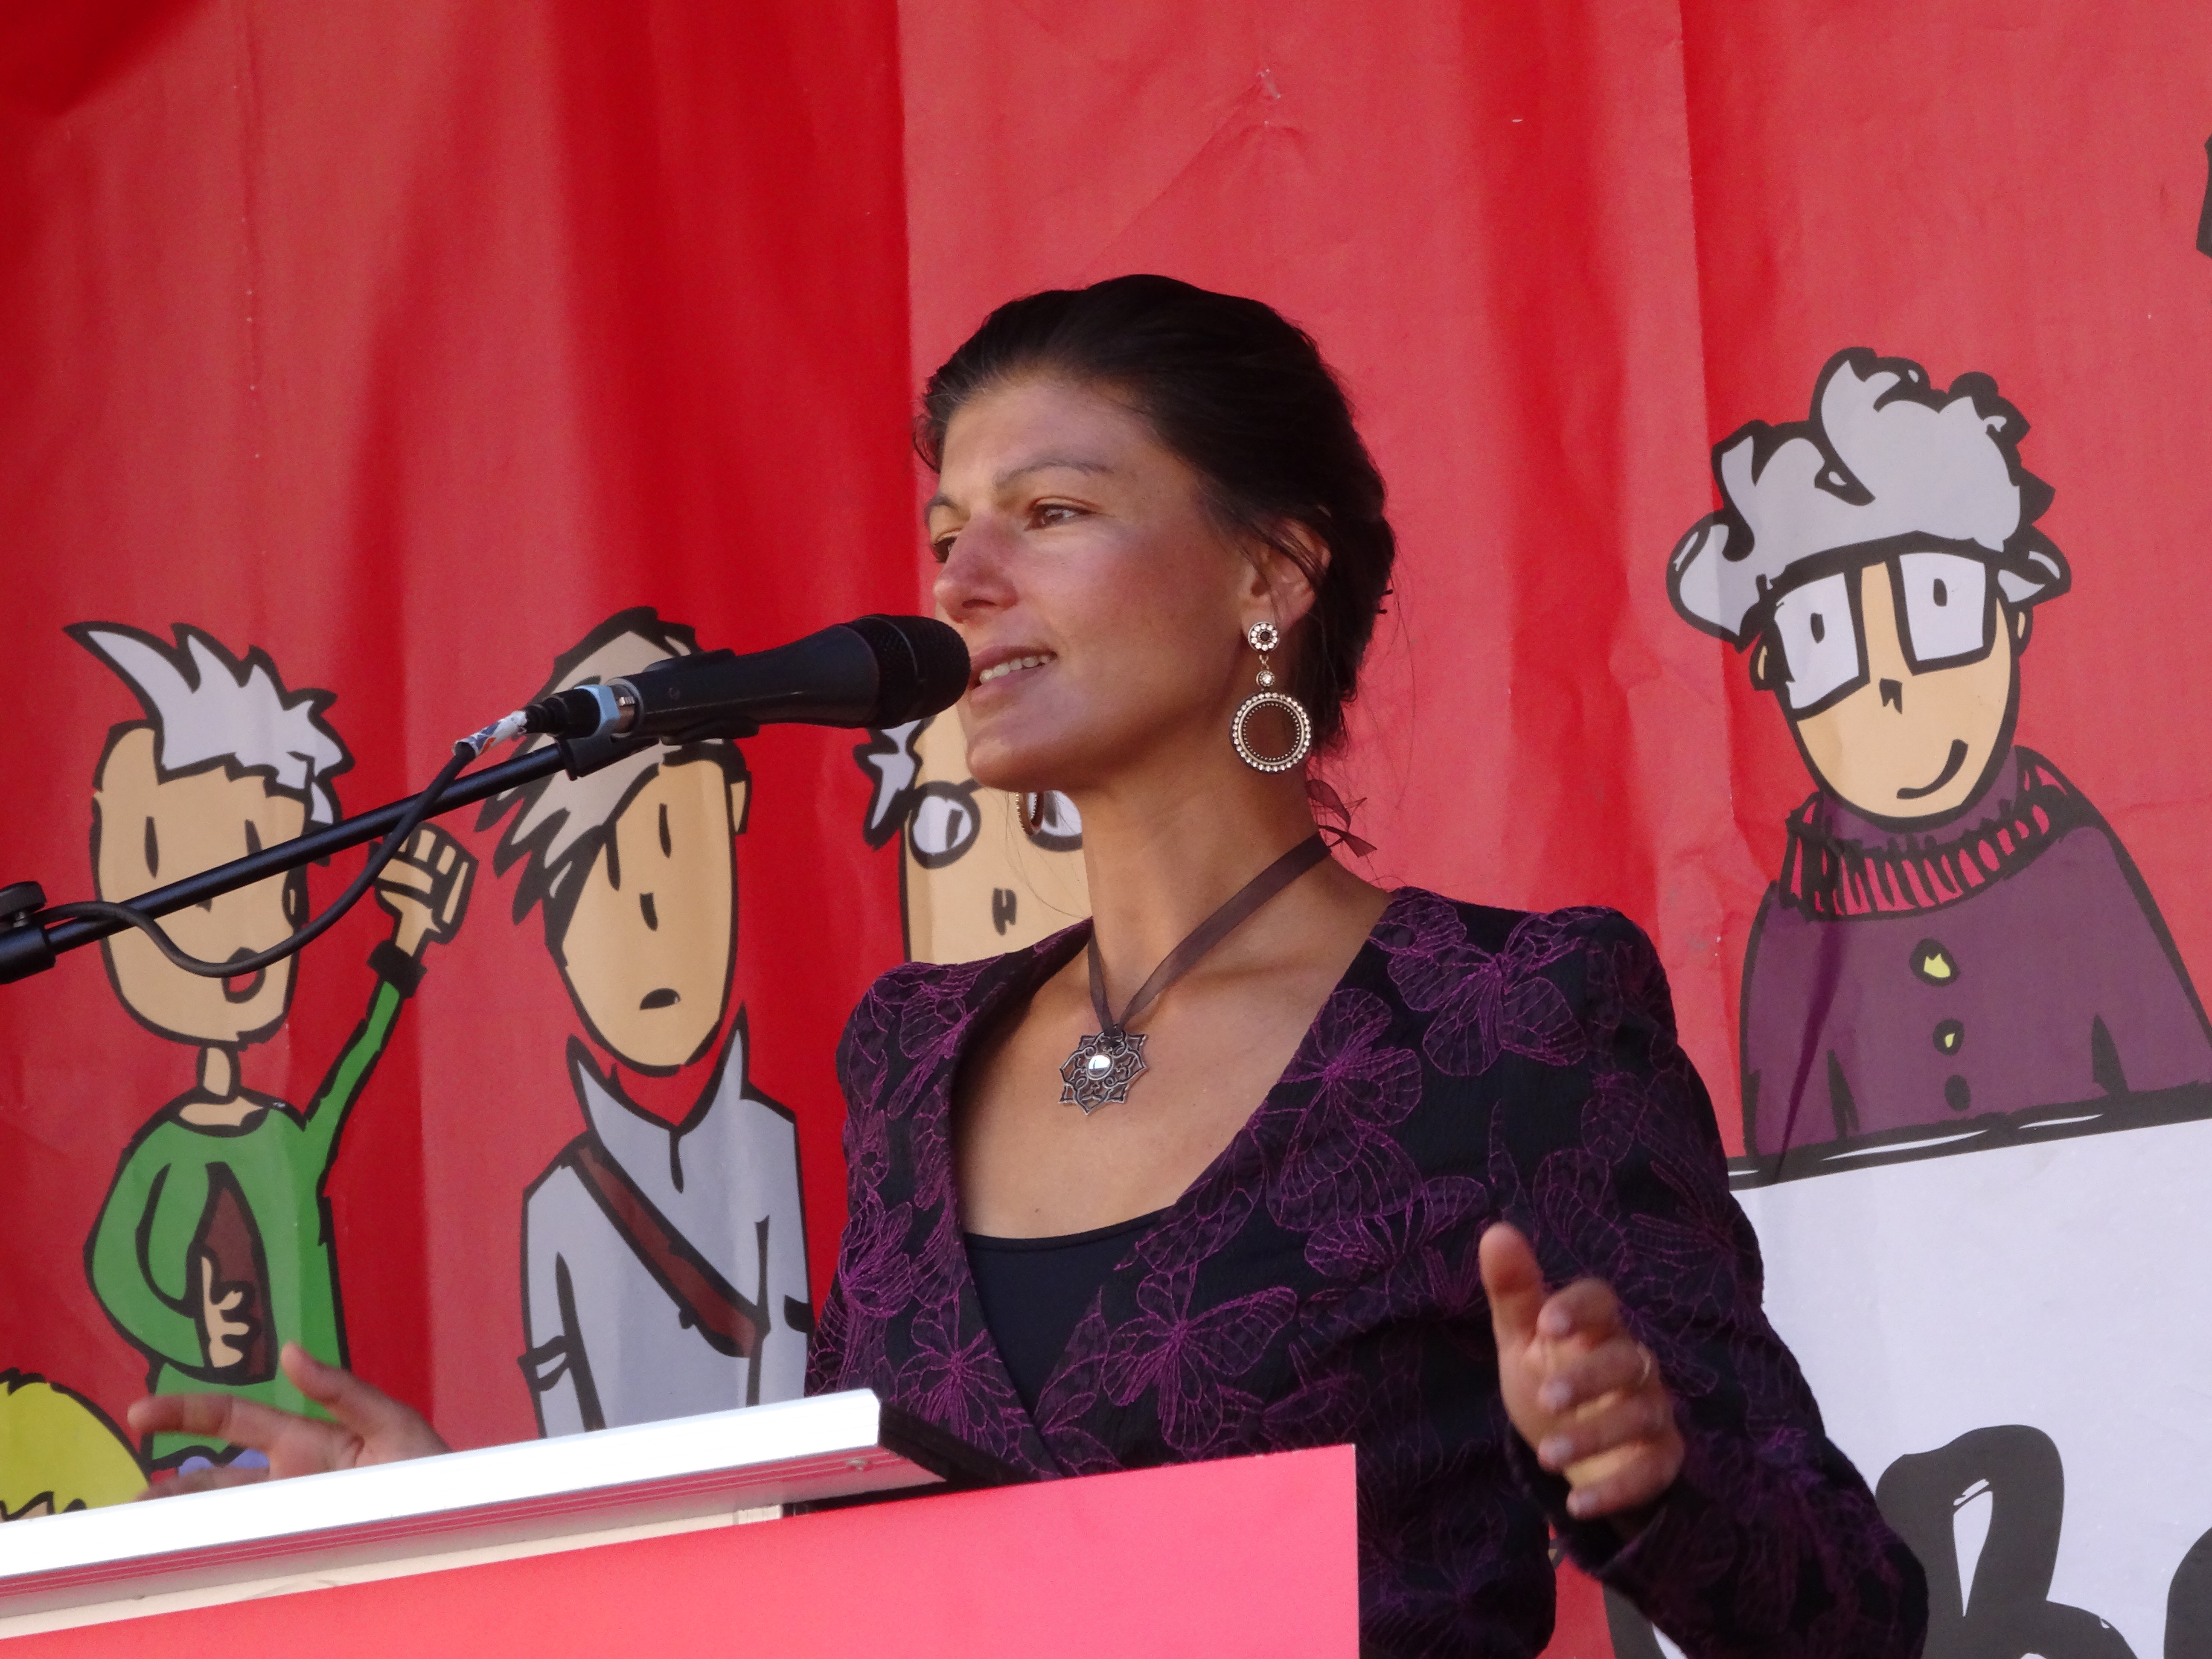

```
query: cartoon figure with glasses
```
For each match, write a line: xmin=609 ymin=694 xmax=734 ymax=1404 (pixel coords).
xmin=1669 ymin=350 xmax=2212 ymax=1163
xmin=855 ymin=714 xmax=1087 ymax=962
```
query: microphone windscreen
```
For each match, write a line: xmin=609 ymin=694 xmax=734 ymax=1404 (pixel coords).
xmin=846 ymin=615 xmax=970 ymax=725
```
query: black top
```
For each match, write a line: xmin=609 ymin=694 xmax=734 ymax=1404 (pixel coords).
xmin=964 ymin=1211 xmax=1164 ymax=1412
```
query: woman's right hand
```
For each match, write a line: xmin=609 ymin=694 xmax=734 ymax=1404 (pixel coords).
xmin=128 ymin=1341 xmax=450 ymax=1498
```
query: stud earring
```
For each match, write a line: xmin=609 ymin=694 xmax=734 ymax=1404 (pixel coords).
xmin=1231 ymin=620 xmax=1313 ymax=773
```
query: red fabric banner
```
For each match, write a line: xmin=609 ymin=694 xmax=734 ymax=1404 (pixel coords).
xmin=0 ymin=2 xmax=914 ymax=1456
xmin=6 ymin=3 xmax=2212 ymax=1652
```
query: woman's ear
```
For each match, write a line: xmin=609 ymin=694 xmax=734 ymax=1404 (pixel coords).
xmin=1749 ymin=637 xmax=1775 ymax=690
xmin=1246 ymin=521 xmax=1329 ymax=633
xmin=2011 ymin=603 xmax=2032 ymax=652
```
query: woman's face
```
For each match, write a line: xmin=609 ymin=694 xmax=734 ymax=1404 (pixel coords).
xmin=928 ymin=375 xmax=1276 ymax=794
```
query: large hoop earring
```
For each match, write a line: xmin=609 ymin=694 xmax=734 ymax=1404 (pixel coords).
xmin=1016 ymin=789 xmax=1083 ymax=850
xmin=1231 ymin=620 xmax=1313 ymax=773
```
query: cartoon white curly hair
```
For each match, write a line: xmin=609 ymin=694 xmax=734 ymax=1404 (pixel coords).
xmin=1669 ymin=349 xmax=2070 ymax=646
xmin=70 ymin=623 xmax=351 ymax=825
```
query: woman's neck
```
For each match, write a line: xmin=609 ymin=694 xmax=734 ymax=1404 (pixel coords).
xmin=1068 ymin=751 xmax=1342 ymax=1003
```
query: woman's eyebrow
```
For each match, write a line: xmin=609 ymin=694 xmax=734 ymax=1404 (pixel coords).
xmin=926 ymin=456 xmax=1115 ymax=517
xmin=995 ymin=455 xmax=1114 ymax=487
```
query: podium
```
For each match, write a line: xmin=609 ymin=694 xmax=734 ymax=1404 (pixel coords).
xmin=0 ymin=1392 xmax=1358 ymax=1656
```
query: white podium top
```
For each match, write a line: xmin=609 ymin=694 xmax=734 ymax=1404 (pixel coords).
xmin=0 ymin=1389 xmax=959 ymax=1638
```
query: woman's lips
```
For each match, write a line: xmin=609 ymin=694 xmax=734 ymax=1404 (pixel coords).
xmin=970 ymin=651 xmax=1055 ymax=691
xmin=221 ymin=966 xmax=267 ymax=1004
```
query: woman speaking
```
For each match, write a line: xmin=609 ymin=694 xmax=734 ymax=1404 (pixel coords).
xmin=134 ymin=276 xmax=1926 ymax=1657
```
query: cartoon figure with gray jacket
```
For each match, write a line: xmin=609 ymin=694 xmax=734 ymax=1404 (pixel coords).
xmin=484 ymin=610 xmax=809 ymax=1435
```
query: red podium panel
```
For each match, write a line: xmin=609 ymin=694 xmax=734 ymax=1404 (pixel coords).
xmin=5 ymin=1447 xmax=1356 ymax=1657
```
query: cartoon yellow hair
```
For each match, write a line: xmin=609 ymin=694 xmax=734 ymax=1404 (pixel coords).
xmin=0 ymin=1372 xmax=145 ymax=1519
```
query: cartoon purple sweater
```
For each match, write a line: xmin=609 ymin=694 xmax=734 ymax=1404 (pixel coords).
xmin=1742 ymin=747 xmax=2212 ymax=1159
xmin=807 ymin=890 xmax=1925 ymax=1656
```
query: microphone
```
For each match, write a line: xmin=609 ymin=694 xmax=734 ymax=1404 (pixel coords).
xmin=522 ymin=615 xmax=970 ymax=742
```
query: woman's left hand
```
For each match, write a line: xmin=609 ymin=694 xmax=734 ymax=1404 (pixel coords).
xmin=1479 ymin=1222 xmax=1684 ymax=1528
xmin=127 ymin=1342 xmax=449 ymax=1499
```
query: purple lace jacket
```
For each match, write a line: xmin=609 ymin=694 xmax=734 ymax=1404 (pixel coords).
xmin=806 ymin=890 xmax=1926 ymax=1657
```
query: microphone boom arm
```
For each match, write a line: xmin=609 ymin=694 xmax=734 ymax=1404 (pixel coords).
xmin=0 ymin=731 xmax=656 ymax=987
xmin=0 ymin=611 xmax=966 ymax=987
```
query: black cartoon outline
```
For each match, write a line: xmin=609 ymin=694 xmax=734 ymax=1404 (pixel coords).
xmin=1608 ymin=1425 xmax=2142 ymax=1657
xmin=2196 ymin=134 xmax=2211 ymax=260
xmin=853 ymin=719 xmax=924 ymax=851
xmin=907 ymin=780 xmax=984 ymax=870
xmin=1876 ymin=1426 xmax=2133 ymax=1658
xmin=2167 ymin=1522 xmax=2212 ymax=1658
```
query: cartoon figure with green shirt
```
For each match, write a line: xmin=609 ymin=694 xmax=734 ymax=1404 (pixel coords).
xmin=70 ymin=624 xmax=474 ymax=1468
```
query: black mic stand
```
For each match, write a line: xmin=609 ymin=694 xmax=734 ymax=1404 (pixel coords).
xmin=0 ymin=728 xmax=661 ymax=987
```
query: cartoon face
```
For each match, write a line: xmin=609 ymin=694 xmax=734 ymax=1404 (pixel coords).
xmin=91 ymin=726 xmax=306 ymax=1047
xmin=860 ymin=715 xmax=1089 ymax=963
xmin=1758 ymin=555 xmax=2025 ymax=824
xmin=554 ymin=757 xmax=749 ymax=1069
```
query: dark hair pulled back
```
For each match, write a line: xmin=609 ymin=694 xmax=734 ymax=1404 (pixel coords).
xmin=917 ymin=274 xmax=1395 ymax=754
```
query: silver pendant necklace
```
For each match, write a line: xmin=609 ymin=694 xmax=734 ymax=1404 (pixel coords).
xmin=1057 ymin=834 xmax=1330 ymax=1114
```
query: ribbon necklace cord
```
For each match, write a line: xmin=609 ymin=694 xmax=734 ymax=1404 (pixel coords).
xmin=1058 ymin=832 xmax=1331 ymax=1113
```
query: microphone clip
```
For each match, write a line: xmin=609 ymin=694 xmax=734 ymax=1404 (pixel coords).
xmin=555 ymin=728 xmax=674 ymax=780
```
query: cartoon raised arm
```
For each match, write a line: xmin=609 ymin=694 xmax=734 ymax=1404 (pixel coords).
xmin=374 ymin=826 xmax=472 ymax=958
xmin=70 ymin=624 xmax=473 ymax=1467
xmin=1666 ymin=355 xmax=2212 ymax=1166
